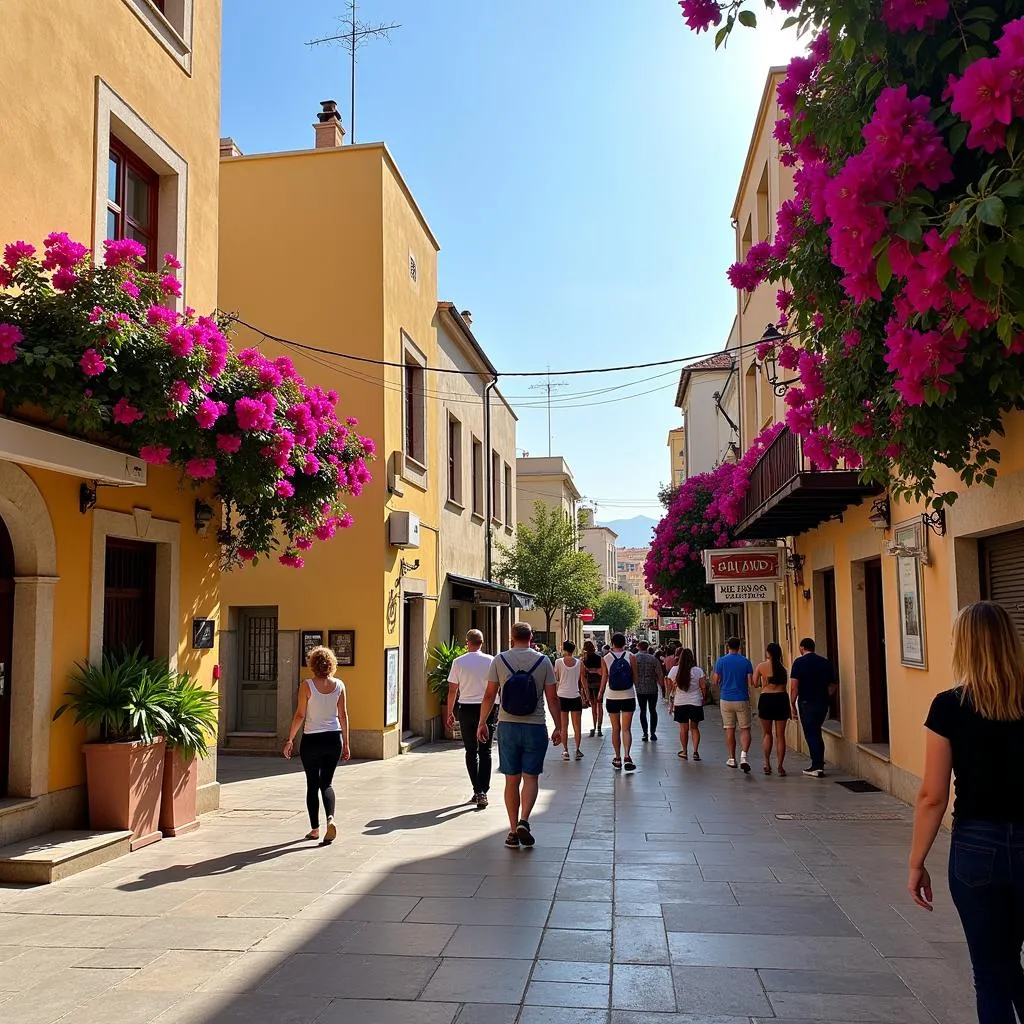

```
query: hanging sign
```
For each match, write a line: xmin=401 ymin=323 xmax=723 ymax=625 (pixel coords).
xmin=705 ymin=548 xmax=783 ymax=584
xmin=714 ymin=581 xmax=775 ymax=603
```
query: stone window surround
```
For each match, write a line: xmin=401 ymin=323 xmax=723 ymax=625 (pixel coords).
xmin=121 ymin=0 xmax=195 ymax=74
xmin=93 ymin=79 xmax=188 ymax=304
xmin=89 ymin=508 xmax=181 ymax=670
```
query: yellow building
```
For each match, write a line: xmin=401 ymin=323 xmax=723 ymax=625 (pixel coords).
xmin=0 ymin=0 xmax=223 ymax=846
xmin=218 ymin=108 xmax=520 ymax=756
xmin=723 ymin=69 xmax=1024 ymax=807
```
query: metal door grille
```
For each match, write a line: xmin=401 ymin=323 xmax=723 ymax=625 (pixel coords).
xmin=243 ymin=615 xmax=278 ymax=681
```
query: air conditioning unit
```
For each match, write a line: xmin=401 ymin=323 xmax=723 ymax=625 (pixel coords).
xmin=389 ymin=510 xmax=421 ymax=549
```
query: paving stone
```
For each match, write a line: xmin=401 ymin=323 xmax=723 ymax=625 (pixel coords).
xmin=671 ymin=965 xmax=773 ymax=1016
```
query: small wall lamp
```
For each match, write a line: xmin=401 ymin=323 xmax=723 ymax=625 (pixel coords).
xmin=194 ymin=499 xmax=215 ymax=536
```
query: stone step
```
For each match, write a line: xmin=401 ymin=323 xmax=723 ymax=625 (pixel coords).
xmin=0 ymin=829 xmax=132 ymax=885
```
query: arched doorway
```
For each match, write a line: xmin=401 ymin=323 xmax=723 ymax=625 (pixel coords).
xmin=0 ymin=516 xmax=14 ymax=795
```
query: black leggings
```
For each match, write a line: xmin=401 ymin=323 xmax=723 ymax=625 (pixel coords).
xmin=300 ymin=731 xmax=341 ymax=828
xmin=637 ymin=693 xmax=659 ymax=736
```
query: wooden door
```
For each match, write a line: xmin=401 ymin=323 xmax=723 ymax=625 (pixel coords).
xmin=0 ymin=518 xmax=13 ymax=796
xmin=238 ymin=608 xmax=278 ymax=732
xmin=103 ymin=538 xmax=156 ymax=658
xmin=864 ymin=559 xmax=889 ymax=743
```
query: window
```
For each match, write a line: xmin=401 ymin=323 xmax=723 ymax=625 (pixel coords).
xmin=447 ymin=414 xmax=463 ymax=505
xmin=491 ymin=451 xmax=502 ymax=522
xmin=471 ymin=438 xmax=483 ymax=517
xmin=107 ymin=137 xmax=159 ymax=269
xmin=403 ymin=356 xmax=425 ymax=466
xmin=503 ymin=463 xmax=512 ymax=524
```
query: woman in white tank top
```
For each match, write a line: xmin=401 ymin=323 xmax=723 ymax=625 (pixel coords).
xmin=284 ymin=645 xmax=350 ymax=844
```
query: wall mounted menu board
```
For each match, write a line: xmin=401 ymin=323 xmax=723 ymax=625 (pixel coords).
xmin=327 ymin=629 xmax=356 ymax=667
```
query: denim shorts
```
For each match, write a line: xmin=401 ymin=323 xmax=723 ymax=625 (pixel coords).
xmin=497 ymin=721 xmax=549 ymax=776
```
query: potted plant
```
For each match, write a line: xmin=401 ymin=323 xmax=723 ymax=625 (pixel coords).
xmin=427 ymin=639 xmax=466 ymax=740
xmin=159 ymin=673 xmax=219 ymax=837
xmin=53 ymin=650 xmax=174 ymax=850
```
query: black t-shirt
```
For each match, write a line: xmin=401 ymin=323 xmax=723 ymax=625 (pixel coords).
xmin=926 ymin=688 xmax=1024 ymax=822
xmin=790 ymin=652 xmax=834 ymax=703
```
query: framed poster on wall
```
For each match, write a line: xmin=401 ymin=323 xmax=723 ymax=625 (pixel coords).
xmin=384 ymin=646 xmax=400 ymax=727
xmin=327 ymin=629 xmax=355 ymax=667
xmin=894 ymin=521 xmax=926 ymax=667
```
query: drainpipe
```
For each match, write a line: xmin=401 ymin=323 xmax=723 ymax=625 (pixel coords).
xmin=484 ymin=376 xmax=497 ymax=581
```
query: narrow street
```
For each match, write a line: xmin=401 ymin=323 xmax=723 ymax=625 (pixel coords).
xmin=0 ymin=714 xmax=973 ymax=1024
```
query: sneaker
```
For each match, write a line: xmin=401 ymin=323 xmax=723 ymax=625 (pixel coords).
xmin=476 ymin=793 xmax=488 ymax=809
xmin=726 ymin=758 xmax=737 ymax=768
xmin=740 ymin=753 xmax=751 ymax=774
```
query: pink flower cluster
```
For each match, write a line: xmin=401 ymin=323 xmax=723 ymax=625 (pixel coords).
xmin=947 ymin=18 xmax=1024 ymax=152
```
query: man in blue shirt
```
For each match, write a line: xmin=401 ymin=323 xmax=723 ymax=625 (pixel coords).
xmin=712 ymin=636 xmax=754 ymax=773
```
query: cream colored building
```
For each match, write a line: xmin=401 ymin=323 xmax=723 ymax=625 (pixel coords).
xmin=667 ymin=426 xmax=687 ymax=489
xmin=580 ymin=524 xmax=618 ymax=593
xmin=434 ymin=303 xmax=522 ymax=653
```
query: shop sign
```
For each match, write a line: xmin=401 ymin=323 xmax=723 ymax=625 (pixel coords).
xmin=705 ymin=548 xmax=783 ymax=584
xmin=714 ymin=581 xmax=775 ymax=604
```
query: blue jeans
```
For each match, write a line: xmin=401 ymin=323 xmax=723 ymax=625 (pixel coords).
xmin=948 ymin=821 xmax=1024 ymax=1024
xmin=797 ymin=698 xmax=828 ymax=771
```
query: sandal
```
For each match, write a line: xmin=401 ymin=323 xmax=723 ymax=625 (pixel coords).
xmin=763 ymin=765 xmax=773 ymax=775
xmin=575 ymin=749 xmax=584 ymax=760
xmin=692 ymin=752 xmax=701 ymax=761
xmin=505 ymin=831 xmax=520 ymax=848
xmin=624 ymin=758 xmax=636 ymax=772
xmin=612 ymin=758 xmax=623 ymax=771
xmin=677 ymin=751 xmax=688 ymax=760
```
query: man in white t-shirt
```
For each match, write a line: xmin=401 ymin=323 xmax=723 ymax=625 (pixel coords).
xmin=446 ymin=629 xmax=495 ymax=808
xmin=599 ymin=632 xmax=639 ymax=772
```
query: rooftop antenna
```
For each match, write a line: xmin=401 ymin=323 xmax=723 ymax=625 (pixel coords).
xmin=529 ymin=367 xmax=567 ymax=457
xmin=307 ymin=0 xmax=401 ymax=144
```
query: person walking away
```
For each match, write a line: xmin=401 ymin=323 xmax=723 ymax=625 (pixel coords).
xmin=600 ymin=632 xmax=638 ymax=772
xmin=668 ymin=647 xmax=706 ymax=761
xmin=754 ymin=642 xmax=791 ymax=776
xmin=635 ymin=640 xmax=665 ymax=742
xmin=909 ymin=601 xmax=1024 ymax=1024
xmin=446 ymin=628 xmax=495 ymax=808
xmin=582 ymin=640 xmax=604 ymax=737
xmin=713 ymin=637 xmax=755 ymax=773
xmin=555 ymin=640 xmax=587 ymax=761
xmin=788 ymin=637 xmax=836 ymax=777
xmin=283 ymin=645 xmax=350 ymax=845
xmin=478 ymin=622 xmax=561 ymax=849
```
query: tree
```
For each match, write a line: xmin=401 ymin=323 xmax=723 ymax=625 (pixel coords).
xmin=592 ymin=591 xmax=642 ymax=634
xmin=495 ymin=500 xmax=601 ymax=640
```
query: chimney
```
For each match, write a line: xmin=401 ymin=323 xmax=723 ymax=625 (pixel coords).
xmin=460 ymin=309 xmax=473 ymax=327
xmin=220 ymin=137 xmax=243 ymax=158
xmin=314 ymin=100 xmax=346 ymax=149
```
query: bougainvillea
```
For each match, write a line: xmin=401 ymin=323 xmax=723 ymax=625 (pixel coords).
xmin=678 ymin=0 xmax=1024 ymax=506
xmin=0 ymin=235 xmax=374 ymax=566
xmin=645 ymin=424 xmax=784 ymax=610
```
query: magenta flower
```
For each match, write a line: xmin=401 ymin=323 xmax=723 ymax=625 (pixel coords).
xmin=112 ymin=399 xmax=143 ymax=426
xmin=139 ymin=445 xmax=171 ymax=465
xmin=79 ymin=349 xmax=107 ymax=377
xmin=3 ymin=241 xmax=36 ymax=269
xmin=103 ymin=238 xmax=147 ymax=267
xmin=185 ymin=457 xmax=217 ymax=480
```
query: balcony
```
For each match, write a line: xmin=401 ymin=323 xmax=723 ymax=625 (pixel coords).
xmin=735 ymin=427 xmax=881 ymax=541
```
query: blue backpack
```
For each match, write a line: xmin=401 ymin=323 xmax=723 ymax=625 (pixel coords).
xmin=608 ymin=651 xmax=633 ymax=691
xmin=499 ymin=654 xmax=546 ymax=716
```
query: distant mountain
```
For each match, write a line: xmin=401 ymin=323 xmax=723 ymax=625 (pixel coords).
xmin=598 ymin=515 xmax=658 ymax=548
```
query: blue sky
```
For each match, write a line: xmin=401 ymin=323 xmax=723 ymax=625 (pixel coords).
xmin=221 ymin=0 xmax=799 ymax=523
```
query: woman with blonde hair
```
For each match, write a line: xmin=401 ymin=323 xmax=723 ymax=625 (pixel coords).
xmin=909 ymin=601 xmax=1024 ymax=1023
xmin=284 ymin=645 xmax=350 ymax=845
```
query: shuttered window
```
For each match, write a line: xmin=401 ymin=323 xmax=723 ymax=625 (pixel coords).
xmin=981 ymin=529 xmax=1024 ymax=640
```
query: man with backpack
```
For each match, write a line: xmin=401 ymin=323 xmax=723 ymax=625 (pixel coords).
xmin=478 ymin=621 xmax=560 ymax=849
xmin=599 ymin=632 xmax=639 ymax=772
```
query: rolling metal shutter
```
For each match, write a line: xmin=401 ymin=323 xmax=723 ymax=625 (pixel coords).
xmin=981 ymin=529 xmax=1024 ymax=639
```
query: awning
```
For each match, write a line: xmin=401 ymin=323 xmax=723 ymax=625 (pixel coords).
xmin=446 ymin=573 xmax=535 ymax=610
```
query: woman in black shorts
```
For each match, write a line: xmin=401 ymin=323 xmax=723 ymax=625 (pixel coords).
xmin=754 ymin=642 xmax=790 ymax=776
xmin=582 ymin=640 xmax=604 ymax=737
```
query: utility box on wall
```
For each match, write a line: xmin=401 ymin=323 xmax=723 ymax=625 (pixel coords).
xmin=388 ymin=510 xmax=421 ymax=548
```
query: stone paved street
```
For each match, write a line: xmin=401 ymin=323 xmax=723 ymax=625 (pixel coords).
xmin=0 ymin=711 xmax=975 ymax=1023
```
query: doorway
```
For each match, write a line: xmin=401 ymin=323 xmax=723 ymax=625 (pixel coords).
xmin=237 ymin=607 xmax=278 ymax=732
xmin=822 ymin=568 xmax=841 ymax=721
xmin=0 ymin=517 xmax=13 ymax=796
xmin=864 ymin=559 xmax=889 ymax=744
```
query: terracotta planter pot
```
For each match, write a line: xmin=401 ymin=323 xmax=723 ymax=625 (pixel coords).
xmin=82 ymin=738 xmax=165 ymax=851
xmin=160 ymin=747 xmax=201 ymax=837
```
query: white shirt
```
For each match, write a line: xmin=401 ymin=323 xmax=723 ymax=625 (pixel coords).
xmin=448 ymin=649 xmax=493 ymax=704
xmin=603 ymin=649 xmax=636 ymax=700
xmin=669 ymin=665 xmax=704 ymax=707
xmin=555 ymin=657 xmax=583 ymax=699
xmin=304 ymin=678 xmax=344 ymax=733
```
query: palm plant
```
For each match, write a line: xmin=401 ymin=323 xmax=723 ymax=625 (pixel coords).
xmin=53 ymin=649 xmax=175 ymax=744
xmin=162 ymin=673 xmax=220 ymax=761
xmin=427 ymin=639 xmax=467 ymax=701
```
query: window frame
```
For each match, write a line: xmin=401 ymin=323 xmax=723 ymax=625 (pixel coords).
xmin=107 ymin=136 xmax=160 ymax=271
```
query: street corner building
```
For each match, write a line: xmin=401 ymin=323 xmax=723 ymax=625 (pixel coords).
xmin=217 ymin=110 xmax=521 ymax=759
xmin=0 ymin=0 xmax=223 ymax=852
